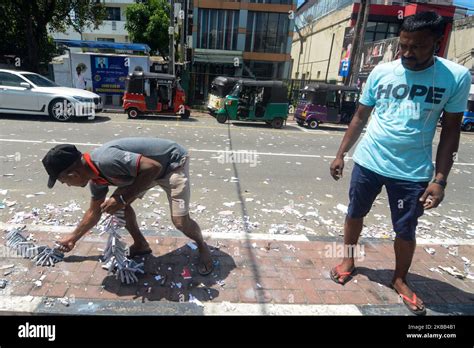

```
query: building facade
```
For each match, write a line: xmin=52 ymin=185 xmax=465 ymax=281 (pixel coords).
xmin=447 ymin=15 xmax=474 ymax=73
xmin=291 ymin=0 xmax=458 ymax=86
xmin=51 ymin=0 xmax=135 ymax=43
xmin=190 ymin=0 xmax=297 ymax=103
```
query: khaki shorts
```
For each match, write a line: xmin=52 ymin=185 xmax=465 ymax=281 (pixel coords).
xmin=138 ymin=156 xmax=190 ymax=217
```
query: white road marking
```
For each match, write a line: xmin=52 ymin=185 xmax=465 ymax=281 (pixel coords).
xmin=1 ymin=138 xmax=474 ymax=166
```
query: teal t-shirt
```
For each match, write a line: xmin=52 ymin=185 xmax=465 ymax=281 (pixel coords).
xmin=354 ymin=57 xmax=471 ymax=182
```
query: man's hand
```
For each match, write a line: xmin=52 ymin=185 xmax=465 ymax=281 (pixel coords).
xmin=100 ymin=196 xmax=125 ymax=215
xmin=329 ymin=104 xmax=372 ymax=181
xmin=419 ymin=183 xmax=445 ymax=210
xmin=56 ymin=234 xmax=78 ymax=253
xmin=330 ymin=157 xmax=345 ymax=180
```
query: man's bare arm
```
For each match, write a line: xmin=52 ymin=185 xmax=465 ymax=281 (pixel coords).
xmin=112 ymin=156 xmax=163 ymax=204
xmin=71 ymin=198 xmax=104 ymax=240
xmin=330 ymin=104 xmax=374 ymax=180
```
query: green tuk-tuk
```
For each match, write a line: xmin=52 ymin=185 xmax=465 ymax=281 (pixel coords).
xmin=207 ymin=76 xmax=241 ymax=116
xmin=213 ymin=80 xmax=289 ymax=129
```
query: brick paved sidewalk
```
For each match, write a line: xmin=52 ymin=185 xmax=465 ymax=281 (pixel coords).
xmin=1 ymin=228 xmax=473 ymax=315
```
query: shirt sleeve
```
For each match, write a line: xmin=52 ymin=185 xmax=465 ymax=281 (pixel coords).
xmin=359 ymin=68 xmax=378 ymax=107
xmin=89 ymin=182 xmax=109 ymax=200
xmin=444 ymin=70 xmax=471 ymax=113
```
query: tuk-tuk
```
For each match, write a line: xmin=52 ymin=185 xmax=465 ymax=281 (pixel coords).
xmin=461 ymin=93 xmax=474 ymax=131
xmin=123 ymin=71 xmax=190 ymax=119
xmin=213 ymin=80 xmax=289 ymax=129
xmin=294 ymin=83 xmax=359 ymax=129
xmin=207 ymin=77 xmax=241 ymax=116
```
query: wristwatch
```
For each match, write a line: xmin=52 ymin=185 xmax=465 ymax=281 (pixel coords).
xmin=432 ymin=178 xmax=447 ymax=188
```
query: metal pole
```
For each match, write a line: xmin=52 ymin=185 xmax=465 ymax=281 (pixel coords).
xmin=345 ymin=0 xmax=368 ymax=86
xmin=180 ymin=0 xmax=185 ymax=65
xmin=169 ymin=0 xmax=175 ymax=76
xmin=325 ymin=32 xmax=335 ymax=83
xmin=350 ymin=0 xmax=370 ymax=86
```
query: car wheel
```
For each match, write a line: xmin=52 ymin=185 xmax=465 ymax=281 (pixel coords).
xmin=216 ymin=114 xmax=228 ymax=124
xmin=49 ymin=99 xmax=74 ymax=122
xmin=308 ymin=120 xmax=319 ymax=129
xmin=127 ymin=108 xmax=140 ymax=119
xmin=271 ymin=117 xmax=284 ymax=129
xmin=296 ymin=120 xmax=304 ymax=127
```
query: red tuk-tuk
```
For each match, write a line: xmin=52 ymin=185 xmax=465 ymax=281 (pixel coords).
xmin=123 ymin=71 xmax=190 ymax=119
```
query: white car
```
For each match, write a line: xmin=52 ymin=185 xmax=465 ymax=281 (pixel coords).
xmin=0 ymin=69 xmax=103 ymax=122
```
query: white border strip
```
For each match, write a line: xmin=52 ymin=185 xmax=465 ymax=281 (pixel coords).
xmin=202 ymin=302 xmax=362 ymax=315
xmin=0 ymin=295 xmax=362 ymax=316
xmin=2 ymin=223 xmax=473 ymax=245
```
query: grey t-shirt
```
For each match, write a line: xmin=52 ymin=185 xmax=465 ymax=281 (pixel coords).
xmin=88 ymin=137 xmax=188 ymax=199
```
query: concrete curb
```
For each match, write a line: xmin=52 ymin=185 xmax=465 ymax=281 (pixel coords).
xmin=2 ymin=294 xmax=474 ymax=316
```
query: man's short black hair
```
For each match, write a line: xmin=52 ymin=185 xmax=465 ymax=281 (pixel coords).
xmin=400 ymin=11 xmax=445 ymax=38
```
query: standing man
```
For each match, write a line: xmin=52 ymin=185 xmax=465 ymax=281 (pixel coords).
xmin=74 ymin=66 xmax=86 ymax=90
xmin=329 ymin=12 xmax=471 ymax=315
xmin=42 ymin=137 xmax=214 ymax=275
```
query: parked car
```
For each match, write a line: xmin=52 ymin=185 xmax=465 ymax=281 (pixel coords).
xmin=0 ymin=69 xmax=102 ymax=122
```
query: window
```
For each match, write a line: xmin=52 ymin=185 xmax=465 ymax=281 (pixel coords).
xmin=21 ymin=73 xmax=58 ymax=87
xmin=364 ymin=21 xmax=400 ymax=42
xmin=246 ymin=12 xmax=289 ymax=53
xmin=197 ymin=9 xmax=239 ymax=50
xmin=242 ymin=61 xmax=285 ymax=80
xmin=97 ymin=38 xmax=115 ymax=42
xmin=0 ymin=72 xmax=26 ymax=87
xmin=106 ymin=7 xmax=121 ymax=21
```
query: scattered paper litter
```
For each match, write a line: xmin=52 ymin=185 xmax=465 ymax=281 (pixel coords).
xmin=189 ymin=294 xmax=204 ymax=307
xmin=187 ymin=242 xmax=198 ymax=250
xmin=438 ymin=265 xmax=465 ymax=279
xmin=336 ymin=204 xmax=348 ymax=214
xmin=424 ymin=247 xmax=436 ymax=255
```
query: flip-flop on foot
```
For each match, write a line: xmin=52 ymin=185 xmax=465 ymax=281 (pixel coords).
xmin=330 ymin=264 xmax=356 ymax=285
xmin=391 ymin=284 xmax=426 ymax=316
xmin=198 ymin=259 xmax=219 ymax=276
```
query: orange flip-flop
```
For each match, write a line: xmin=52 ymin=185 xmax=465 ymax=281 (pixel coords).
xmin=330 ymin=264 xmax=356 ymax=285
xmin=392 ymin=285 xmax=427 ymax=316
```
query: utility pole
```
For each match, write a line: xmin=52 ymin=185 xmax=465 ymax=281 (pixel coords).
xmin=346 ymin=0 xmax=370 ymax=86
xmin=169 ymin=0 xmax=175 ymax=76
xmin=325 ymin=32 xmax=335 ymax=83
xmin=294 ymin=24 xmax=305 ymax=80
xmin=180 ymin=0 xmax=185 ymax=65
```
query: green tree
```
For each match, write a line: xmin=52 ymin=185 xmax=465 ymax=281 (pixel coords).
xmin=0 ymin=0 xmax=106 ymax=73
xmin=125 ymin=0 xmax=170 ymax=58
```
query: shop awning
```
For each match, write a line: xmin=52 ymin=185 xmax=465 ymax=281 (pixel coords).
xmin=54 ymin=39 xmax=151 ymax=54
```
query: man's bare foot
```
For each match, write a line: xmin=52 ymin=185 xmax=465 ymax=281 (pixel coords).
xmin=392 ymin=277 xmax=425 ymax=314
xmin=128 ymin=242 xmax=152 ymax=258
xmin=197 ymin=244 xmax=213 ymax=275
xmin=56 ymin=235 xmax=77 ymax=253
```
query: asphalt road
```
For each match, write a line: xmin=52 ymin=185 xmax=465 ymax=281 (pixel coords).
xmin=1 ymin=111 xmax=473 ymax=241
